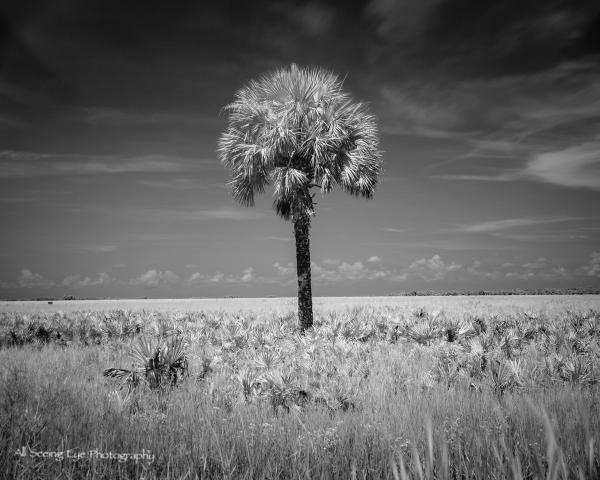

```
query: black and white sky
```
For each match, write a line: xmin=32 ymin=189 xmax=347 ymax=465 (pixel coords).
xmin=1 ymin=0 xmax=599 ymax=298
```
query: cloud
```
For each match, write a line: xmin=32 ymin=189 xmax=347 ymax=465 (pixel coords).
xmin=525 ymin=141 xmax=600 ymax=190
xmin=81 ymin=244 xmax=118 ymax=253
xmin=465 ymin=260 xmax=499 ymax=279
xmin=367 ymin=0 xmax=598 ymax=77
xmin=367 ymin=256 xmax=382 ymax=263
xmin=167 ymin=208 xmax=266 ymax=221
xmin=131 ymin=270 xmax=181 ymax=288
xmin=407 ymin=254 xmax=462 ymax=281
xmin=136 ymin=178 xmax=204 ymax=190
xmin=268 ymin=2 xmax=334 ymax=38
xmin=187 ymin=267 xmax=264 ymax=285
xmin=504 ymin=266 xmax=571 ymax=281
xmin=433 ymin=174 xmax=515 ymax=182
xmin=0 ymin=151 xmax=204 ymax=178
xmin=313 ymin=260 xmax=389 ymax=282
xmin=493 ymin=232 xmax=589 ymax=242
xmin=293 ymin=3 xmax=334 ymax=37
xmin=0 ymin=114 xmax=26 ymax=129
xmin=62 ymin=272 xmax=113 ymax=288
xmin=338 ymin=262 xmax=368 ymax=280
xmin=263 ymin=236 xmax=292 ymax=242
xmin=521 ymin=258 xmax=548 ymax=270
xmin=243 ymin=268 xmax=259 ymax=282
xmin=82 ymin=107 xmax=219 ymax=128
xmin=501 ymin=257 xmax=573 ymax=281
xmin=17 ymin=269 xmax=54 ymax=288
xmin=378 ymin=85 xmax=466 ymax=138
xmin=322 ymin=259 xmax=341 ymax=267
xmin=101 ymin=207 xmax=265 ymax=223
xmin=275 ymin=258 xmax=389 ymax=283
xmin=382 ymin=61 xmax=600 ymax=193
xmin=208 ymin=272 xmax=226 ymax=283
xmin=366 ymin=0 xmax=440 ymax=41
xmin=0 ymin=196 xmax=45 ymax=204
xmin=129 ymin=233 xmax=187 ymax=242
xmin=458 ymin=216 xmax=583 ymax=233
xmin=188 ymin=271 xmax=226 ymax=284
xmin=582 ymin=251 xmax=600 ymax=277
xmin=274 ymin=262 xmax=295 ymax=276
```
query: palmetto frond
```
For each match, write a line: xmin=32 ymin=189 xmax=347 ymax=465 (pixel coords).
xmin=218 ymin=64 xmax=382 ymax=220
xmin=130 ymin=335 xmax=161 ymax=368
xmin=105 ymin=334 xmax=189 ymax=390
xmin=103 ymin=367 xmax=142 ymax=392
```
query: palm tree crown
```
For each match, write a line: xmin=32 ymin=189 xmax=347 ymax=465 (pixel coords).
xmin=218 ymin=64 xmax=382 ymax=220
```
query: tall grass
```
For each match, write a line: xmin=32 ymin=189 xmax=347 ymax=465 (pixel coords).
xmin=0 ymin=306 xmax=598 ymax=479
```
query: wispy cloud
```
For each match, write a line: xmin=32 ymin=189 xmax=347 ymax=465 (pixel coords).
xmin=0 ymin=196 xmax=46 ymax=204
xmin=136 ymin=178 xmax=227 ymax=190
xmin=0 ymin=114 xmax=27 ymax=129
xmin=86 ymin=207 xmax=266 ymax=223
xmin=80 ymin=244 xmax=118 ymax=253
xmin=493 ymin=232 xmax=588 ymax=242
xmin=386 ymin=61 xmax=600 ymax=193
xmin=377 ymin=85 xmax=469 ymax=139
xmin=0 ymin=151 xmax=215 ymax=178
xmin=458 ymin=216 xmax=584 ymax=233
xmin=136 ymin=178 xmax=204 ymax=190
xmin=262 ymin=236 xmax=293 ymax=242
xmin=82 ymin=106 xmax=220 ymax=128
xmin=167 ymin=208 xmax=266 ymax=221
xmin=270 ymin=2 xmax=334 ymax=37
xmin=524 ymin=140 xmax=600 ymax=190
xmin=433 ymin=174 xmax=515 ymax=182
xmin=128 ymin=233 xmax=187 ymax=242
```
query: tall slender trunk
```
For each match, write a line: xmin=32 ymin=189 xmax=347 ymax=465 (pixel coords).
xmin=294 ymin=214 xmax=313 ymax=332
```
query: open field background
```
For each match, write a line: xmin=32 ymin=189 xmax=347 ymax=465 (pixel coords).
xmin=2 ymin=294 xmax=600 ymax=316
xmin=1 ymin=296 xmax=599 ymax=479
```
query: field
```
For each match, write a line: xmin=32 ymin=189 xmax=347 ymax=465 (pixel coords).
xmin=3 ymin=294 xmax=600 ymax=315
xmin=1 ymin=295 xmax=599 ymax=479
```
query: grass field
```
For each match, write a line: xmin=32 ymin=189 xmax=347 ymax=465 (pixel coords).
xmin=1 ymin=296 xmax=599 ymax=479
xmin=2 ymin=294 xmax=600 ymax=315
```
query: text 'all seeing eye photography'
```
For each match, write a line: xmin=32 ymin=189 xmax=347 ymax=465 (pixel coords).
xmin=1 ymin=1 xmax=600 ymax=479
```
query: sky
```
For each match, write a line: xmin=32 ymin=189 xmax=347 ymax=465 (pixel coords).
xmin=1 ymin=0 xmax=599 ymax=299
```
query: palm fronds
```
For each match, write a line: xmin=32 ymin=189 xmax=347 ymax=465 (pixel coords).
xmin=104 ymin=334 xmax=189 ymax=391
xmin=218 ymin=64 xmax=382 ymax=221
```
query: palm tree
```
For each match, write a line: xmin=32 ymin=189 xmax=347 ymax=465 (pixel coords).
xmin=218 ymin=64 xmax=382 ymax=332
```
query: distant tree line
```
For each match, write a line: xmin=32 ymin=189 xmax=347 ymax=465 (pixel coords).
xmin=390 ymin=288 xmax=600 ymax=296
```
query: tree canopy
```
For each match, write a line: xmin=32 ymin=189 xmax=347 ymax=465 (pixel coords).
xmin=218 ymin=64 xmax=382 ymax=221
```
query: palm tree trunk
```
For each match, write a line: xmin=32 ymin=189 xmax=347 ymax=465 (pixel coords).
xmin=293 ymin=214 xmax=313 ymax=332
